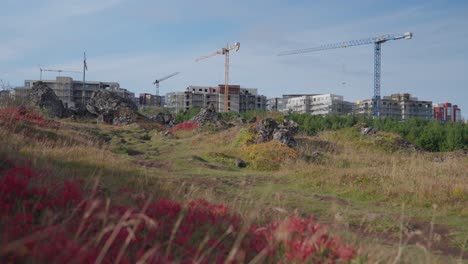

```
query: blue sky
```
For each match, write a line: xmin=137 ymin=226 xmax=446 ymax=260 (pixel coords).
xmin=1 ymin=0 xmax=467 ymax=116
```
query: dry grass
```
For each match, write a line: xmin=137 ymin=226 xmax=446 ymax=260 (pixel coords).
xmin=1 ymin=110 xmax=467 ymax=263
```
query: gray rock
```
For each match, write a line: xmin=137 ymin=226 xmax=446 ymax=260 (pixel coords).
xmin=360 ymin=126 xmax=378 ymax=135
xmin=28 ymin=82 xmax=67 ymax=118
xmin=248 ymin=117 xmax=257 ymax=123
xmin=150 ymin=112 xmax=174 ymax=127
xmin=86 ymin=90 xmax=138 ymax=125
xmin=235 ymin=158 xmax=246 ymax=168
xmin=254 ymin=118 xmax=298 ymax=147
xmin=191 ymin=104 xmax=219 ymax=125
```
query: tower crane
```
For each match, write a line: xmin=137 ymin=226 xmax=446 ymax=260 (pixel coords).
xmin=39 ymin=67 xmax=82 ymax=80
xmin=153 ymin=72 xmax=180 ymax=96
xmin=196 ymin=42 xmax=240 ymax=112
xmin=278 ymin=32 xmax=413 ymax=117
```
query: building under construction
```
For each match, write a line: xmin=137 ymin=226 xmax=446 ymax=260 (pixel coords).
xmin=268 ymin=94 xmax=353 ymax=116
xmin=139 ymin=93 xmax=163 ymax=107
xmin=355 ymin=93 xmax=432 ymax=120
xmin=14 ymin=76 xmax=134 ymax=109
xmin=166 ymin=85 xmax=267 ymax=114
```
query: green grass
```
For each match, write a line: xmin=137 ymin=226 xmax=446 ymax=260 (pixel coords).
xmin=1 ymin=116 xmax=467 ymax=263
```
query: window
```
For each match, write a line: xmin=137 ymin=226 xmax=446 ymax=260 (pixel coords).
xmin=205 ymin=89 xmax=207 ymax=92
xmin=186 ymin=101 xmax=189 ymax=106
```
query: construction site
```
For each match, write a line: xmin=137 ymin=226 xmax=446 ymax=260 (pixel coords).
xmin=4 ymin=32 xmax=463 ymax=122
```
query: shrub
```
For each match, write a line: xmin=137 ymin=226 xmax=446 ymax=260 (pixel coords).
xmin=170 ymin=121 xmax=199 ymax=132
xmin=241 ymin=141 xmax=298 ymax=170
xmin=175 ymin=107 xmax=202 ymax=123
xmin=0 ymin=107 xmax=60 ymax=129
xmin=232 ymin=127 xmax=256 ymax=146
xmin=0 ymin=159 xmax=356 ymax=263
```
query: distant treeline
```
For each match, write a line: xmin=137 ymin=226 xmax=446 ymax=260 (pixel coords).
xmin=287 ymin=113 xmax=467 ymax=152
xmin=173 ymin=107 xmax=467 ymax=152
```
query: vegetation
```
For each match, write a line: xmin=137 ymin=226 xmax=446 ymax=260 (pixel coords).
xmin=0 ymin=106 xmax=467 ymax=263
xmin=0 ymin=160 xmax=355 ymax=263
xmin=175 ymin=107 xmax=201 ymax=123
xmin=288 ymin=113 xmax=468 ymax=152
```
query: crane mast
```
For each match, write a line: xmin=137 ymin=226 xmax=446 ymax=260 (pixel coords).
xmin=278 ymin=32 xmax=412 ymax=117
xmin=196 ymin=42 xmax=240 ymax=112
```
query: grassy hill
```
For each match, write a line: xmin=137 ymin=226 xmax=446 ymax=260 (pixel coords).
xmin=0 ymin=106 xmax=467 ymax=263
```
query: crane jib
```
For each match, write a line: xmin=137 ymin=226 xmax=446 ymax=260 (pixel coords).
xmin=277 ymin=32 xmax=413 ymax=117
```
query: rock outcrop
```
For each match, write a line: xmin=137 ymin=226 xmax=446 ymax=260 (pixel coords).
xmin=254 ymin=118 xmax=298 ymax=147
xmin=191 ymin=104 xmax=219 ymax=125
xmin=86 ymin=90 xmax=138 ymax=125
xmin=28 ymin=82 xmax=67 ymax=118
xmin=360 ymin=126 xmax=378 ymax=135
xmin=150 ymin=112 xmax=175 ymax=127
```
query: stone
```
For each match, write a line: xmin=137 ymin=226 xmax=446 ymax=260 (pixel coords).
xmin=238 ymin=118 xmax=247 ymax=124
xmin=248 ymin=117 xmax=257 ymax=123
xmin=395 ymin=136 xmax=417 ymax=151
xmin=360 ymin=126 xmax=378 ymax=135
xmin=235 ymin=158 xmax=247 ymax=168
xmin=86 ymin=89 xmax=138 ymax=125
xmin=253 ymin=118 xmax=298 ymax=147
xmin=150 ymin=112 xmax=174 ymax=127
xmin=191 ymin=104 xmax=219 ymax=126
xmin=28 ymin=82 xmax=67 ymax=118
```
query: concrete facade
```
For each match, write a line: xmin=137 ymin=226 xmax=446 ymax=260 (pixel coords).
xmin=139 ymin=93 xmax=163 ymax=107
xmin=15 ymin=77 xmax=134 ymax=109
xmin=266 ymin=97 xmax=286 ymax=112
xmin=165 ymin=85 xmax=267 ymax=114
xmin=355 ymin=93 xmax=433 ymax=120
xmin=279 ymin=94 xmax=353 ymax=116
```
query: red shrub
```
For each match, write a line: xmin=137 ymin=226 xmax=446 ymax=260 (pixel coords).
xmin=0 ymin=107 xmax=60 ymax=129
xmin=171 ymin=121 xmax=199 ymax=132
xmin=0 ymin=159 xmax=357 ymax=263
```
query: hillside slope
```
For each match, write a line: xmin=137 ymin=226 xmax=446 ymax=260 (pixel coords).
xmin=0 ymin=107 xmax=467 ymax=263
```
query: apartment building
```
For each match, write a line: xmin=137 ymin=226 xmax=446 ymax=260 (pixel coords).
xmin=165 ymin=85 xmax=267 ymax=114
xmin=15 ymin=77 xmax=134 ymax=109
xmin=139 ymin=93 xmax=163 ymax=107
xmin=278 ymin=94 xmax=353 ymax=115
xmin=355 ymin=93 xmax=432 ymax=120
xmin=433 ymin=102 xmax=462 ymax=122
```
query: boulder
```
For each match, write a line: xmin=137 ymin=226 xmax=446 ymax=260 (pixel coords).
xmin=150 ymin=112 xmax=174 ymax=127
xmin=248 ymin=117 xmax=257 ymax=123
xmin=191 ymin=104 xmax=219 ymax=125
xmin=395 ymin=136 xmax=417 ymax=151
xmin=360 ymin=126 xmax=378 ymax=135
xmin=235 ymin=158 xmax=247 ymax=168
xmin=28 ymin=82 xmax=67 ymax=118
xmin=86 ymin=90 xmax=138 ymax=125
xmin=272 ymin=119 xmax=298 ymax=147
xmin=254 ymin=118 xmax=298 ymax=147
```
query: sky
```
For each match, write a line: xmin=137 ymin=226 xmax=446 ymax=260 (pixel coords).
xmin=1 ymin=0 xmax=467 ymax=116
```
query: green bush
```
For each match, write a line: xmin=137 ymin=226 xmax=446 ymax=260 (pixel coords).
xmin=175 ymin=107 xmax=202 ymax=123
xmin=288 ymin=113 xmax=467 ymax=152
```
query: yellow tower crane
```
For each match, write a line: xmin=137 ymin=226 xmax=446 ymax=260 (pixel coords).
xmin=196 ymin=42 xmax=240 ymax=112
